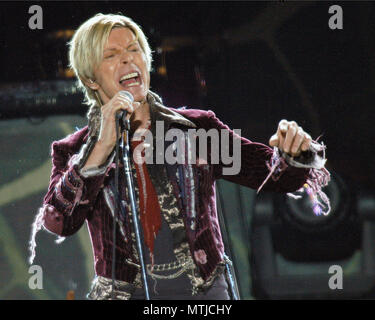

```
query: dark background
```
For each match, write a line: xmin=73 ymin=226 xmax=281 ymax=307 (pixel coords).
xmin=0 ymin=1 xmax=374 ymax=299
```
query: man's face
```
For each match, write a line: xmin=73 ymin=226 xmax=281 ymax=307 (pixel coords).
xmin=93 ymin=27 xmax=150 ymax=104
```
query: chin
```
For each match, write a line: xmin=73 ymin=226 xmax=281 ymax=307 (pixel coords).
xmin=133 ymin=90 xmax=148 ymax=102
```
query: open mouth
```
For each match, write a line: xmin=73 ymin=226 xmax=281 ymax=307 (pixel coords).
xmin=119 ymin=72 xmax=141 ymax=88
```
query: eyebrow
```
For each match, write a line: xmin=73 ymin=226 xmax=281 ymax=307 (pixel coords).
xmin=104 ymin=41 xmax=139 ymax=52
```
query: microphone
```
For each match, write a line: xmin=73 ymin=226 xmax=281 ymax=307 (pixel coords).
xmin=116 ymin=90 xmax=134 ymax=131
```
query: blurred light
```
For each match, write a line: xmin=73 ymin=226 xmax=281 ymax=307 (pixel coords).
xmin=64 ymin=69 xmax=75 ymax=78
xmin=194 ymin=66 xmax=207 ymax=93
xmin=48 ymin=29 xmax=75 ymax=40
xmin=157 ymin=65 xmax=167 ymax=76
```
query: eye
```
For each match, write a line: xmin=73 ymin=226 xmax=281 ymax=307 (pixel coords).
xmin=104 ymin=54 xmax=115 ymax=59
xmin=128 ymin=44 xmax=140 ymax=52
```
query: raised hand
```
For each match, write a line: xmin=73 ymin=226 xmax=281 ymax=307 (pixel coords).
xmin=269 ymin=119 xmax=312 ymax=157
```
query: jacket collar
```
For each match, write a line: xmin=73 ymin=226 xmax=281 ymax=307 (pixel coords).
xmin=147 ymin=91 xmax=197 ymax=129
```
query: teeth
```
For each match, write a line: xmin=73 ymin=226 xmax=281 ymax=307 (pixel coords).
xmin=127 ymin=82 xmax=139 ymax=87
xmin=120 ymin=72 xmax=138 ymax=82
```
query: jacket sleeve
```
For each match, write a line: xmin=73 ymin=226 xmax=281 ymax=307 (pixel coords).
xmin=201 ymin=110 xmax=311 ymax=193
xmin=42 ymin=139 xmax=110 ymax=236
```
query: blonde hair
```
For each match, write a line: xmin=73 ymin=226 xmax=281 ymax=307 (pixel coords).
xmin=68 ymin=13 xmax=153 ymax=108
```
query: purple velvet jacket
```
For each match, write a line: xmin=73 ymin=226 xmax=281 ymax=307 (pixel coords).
xmin=40 ymin=102 xmax=309 ymax=283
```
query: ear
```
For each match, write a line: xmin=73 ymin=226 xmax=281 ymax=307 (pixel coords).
xmin=81 ymin=77 xmax=100 ymax=90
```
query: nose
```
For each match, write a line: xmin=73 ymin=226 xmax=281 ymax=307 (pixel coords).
xmin=120 ymin=49 xmax=133 ymax=64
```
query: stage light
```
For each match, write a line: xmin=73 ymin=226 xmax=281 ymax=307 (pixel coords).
xmin=251 ymin=171 xmax=375 ymax=299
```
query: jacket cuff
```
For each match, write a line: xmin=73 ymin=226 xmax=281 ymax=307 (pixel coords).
xmin=79 ymin=151 xmax=116 ymax=178
xmin=257 ymin=140 xmax=331 ymax=216
xmin=53 ymin=141 xmax=112 ymax=216
xmin=281 ymin=140 xmax=327 ymax=170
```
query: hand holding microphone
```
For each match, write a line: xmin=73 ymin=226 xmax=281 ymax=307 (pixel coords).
xmin=99 ymin=90 xmax=138 ymax=148
xmin=83 ymin=91 xmax=139 ymax=170
xmin=116 ymin=91 xmax=134 ymax=129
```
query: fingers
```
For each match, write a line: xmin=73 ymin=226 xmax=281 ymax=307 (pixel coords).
xmin=102 ymin=93 xmax=139 ymax=121
xmin=111 ymin=95 xmax=134 ymax=116
xmin=289 ymin=126 xmax=304 ymax=157
xmin=97 ymin=92 xmax=141 ymax=149
xmin=270 ymin=119 xmax=288 ymax=148
xmin=279 ymin=119 xmax=289 ymax=147
xmin=279 ymin=119 xmax=289 ymax=134
xmin=113 ymin=95 xmax=137 ymax=121
xmin=301 ymin=133 xmax=312 ymax=152
xmin=269 ymin=119 xmax=287 ymax=148
xmin=270 ymin=119 xmax=312 ymax=157
xmin=269 ymin=134 xmax=279 ymax=147
xmin=283 ymin=121 xmax=297 ymax=154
